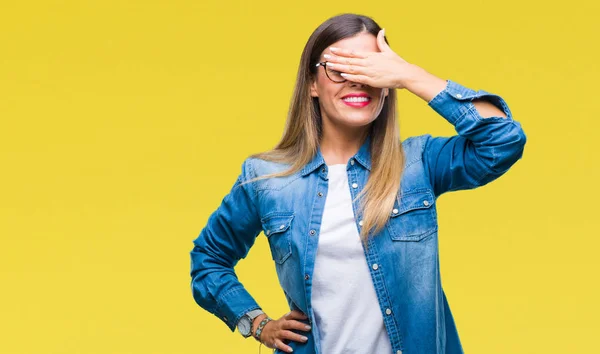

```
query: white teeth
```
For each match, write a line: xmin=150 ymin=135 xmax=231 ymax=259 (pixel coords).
xmin=343 ymin=97 xmax=370 ymax=102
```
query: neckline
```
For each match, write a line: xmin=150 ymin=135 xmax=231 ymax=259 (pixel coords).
xmin=326 ymin=164 xmax=347 ymax=173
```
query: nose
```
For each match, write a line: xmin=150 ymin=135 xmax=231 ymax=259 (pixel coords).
xmin=348 ymin=80 xmax=366 ymax=88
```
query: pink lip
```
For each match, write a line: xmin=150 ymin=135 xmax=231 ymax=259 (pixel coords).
xmin=341 ymin=93 xmax=370 ymax=99
xmin=342 ymin=99 xmax=371 ymax=108
xmin=341 ymin=93 xmax=372 ymax=108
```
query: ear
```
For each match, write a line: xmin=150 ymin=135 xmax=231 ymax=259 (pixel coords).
xmin=383 ymin=88 xmax=389 ymax=98
xmin=310 ymin=77 xmax=319 ymax=98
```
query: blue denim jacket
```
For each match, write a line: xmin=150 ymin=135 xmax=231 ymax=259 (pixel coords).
xmin=190 ymin=79 xmax=527 ymax=354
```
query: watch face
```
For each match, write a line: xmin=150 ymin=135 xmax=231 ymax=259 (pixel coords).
xmin=238 ymin=316 xmax=251 ymax=337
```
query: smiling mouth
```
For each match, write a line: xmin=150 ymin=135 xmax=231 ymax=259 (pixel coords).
xmin=342 ymin=96 xmax=372 ymax=107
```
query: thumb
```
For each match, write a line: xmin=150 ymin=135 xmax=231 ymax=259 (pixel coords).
xmin=377 ymin=28 xmax=391 ymax=52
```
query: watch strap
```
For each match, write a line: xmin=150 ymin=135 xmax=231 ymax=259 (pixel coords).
xmin=247 ymin=308 xmax=265 ymax=320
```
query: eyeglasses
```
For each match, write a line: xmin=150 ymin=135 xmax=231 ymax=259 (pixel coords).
xmin=315 ymin=61 xmax=346 ymax=83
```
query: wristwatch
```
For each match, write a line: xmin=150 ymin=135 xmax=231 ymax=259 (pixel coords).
xmin=237 ymin=308 xmax=265 ymax=338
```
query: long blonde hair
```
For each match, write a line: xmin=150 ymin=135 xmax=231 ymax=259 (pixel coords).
xmin=242 ymin=14 xmax=404 ymax=250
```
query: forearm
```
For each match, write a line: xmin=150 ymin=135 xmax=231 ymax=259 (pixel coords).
xmin=190 ymin=250 xmax=262 ymax=332
xmin=403 ymin=65 xmax=447 ymax=103
xmin=422 ymin=77 xmax=526 ymax=195
xmin=403 ymin=65 xmax=507 ymax=118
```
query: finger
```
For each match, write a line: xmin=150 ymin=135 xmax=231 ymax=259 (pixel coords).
xmin=377 ymin=28 xmax=391 ymax=53
xmin=326 ymin=62 xmax=365 ymax=75
xmin=282 ymin=319 xmax=312 ymax=332
xmin=288 ymin=310 xmax=308 ymax=319
xmin=339 ymin=72 xmax=372 ymax=85
xmin=274 ymin=338 xmax=293 ymax=353
xmin=329 ymin=46 xmax=368 ymax=59
xmin=280 ymin=329 xmax=309 ymax=343
xmin=324 ymin=54 xmax=365 ymax=67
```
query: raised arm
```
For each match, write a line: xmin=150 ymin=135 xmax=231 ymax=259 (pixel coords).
xmin=320 ymin=30 xmax=526 ymax=198
xmin=405 ymin=68 xmax=527 ymax=197
xmin=189 ymin=158 xmax=264 ymax=332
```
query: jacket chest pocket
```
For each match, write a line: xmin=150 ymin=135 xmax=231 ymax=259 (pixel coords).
xmin=261 ymin=212 xmax=294 ymax=264
xmin=386 ymin=189 xmax=437 ymax=241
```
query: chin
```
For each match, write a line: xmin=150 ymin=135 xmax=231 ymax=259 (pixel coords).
xmin=339 ymin=117 xmax=376 ymax=128
xmin=344 ymin=112 xmax=377 ymax=123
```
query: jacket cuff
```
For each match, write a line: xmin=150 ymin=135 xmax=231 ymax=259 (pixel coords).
xmin=427 ymin=79 xmax=513 ymax=125
xmin=215 ymin=286 xmax=261 ymax=332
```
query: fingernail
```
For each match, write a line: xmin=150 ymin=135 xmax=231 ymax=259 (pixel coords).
xmin=305 ymin=325 xmax=311 ymax=330
xmin=301 ymin=336 xmax=308 ymax=341
xmin=330 ymin=47 xmax=339 ymax=52
xmin=323 ymin=54 xmax=332 ymax=59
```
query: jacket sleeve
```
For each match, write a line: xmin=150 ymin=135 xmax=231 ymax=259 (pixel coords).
xmin=189 ymin=158 xmax=263 ymax=332
xmin=422 ymin=79 xmax=527 ymax=198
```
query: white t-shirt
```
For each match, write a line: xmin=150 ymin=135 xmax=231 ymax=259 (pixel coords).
xmin=311 ymin=164 xmax=393 ymax=354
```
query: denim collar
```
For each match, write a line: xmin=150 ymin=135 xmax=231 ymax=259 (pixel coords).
xmin=300 ymin=134 xmax=372 ymax=176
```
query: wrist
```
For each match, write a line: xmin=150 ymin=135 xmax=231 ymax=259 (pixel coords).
xmin=252 ymin=313 xmax=268 ymax=337
xmin=402 ymin=65 xmax=447 ymax=103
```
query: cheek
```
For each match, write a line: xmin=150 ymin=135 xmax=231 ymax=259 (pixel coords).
xmin=319 ymin=89 xmax=340 ymax=107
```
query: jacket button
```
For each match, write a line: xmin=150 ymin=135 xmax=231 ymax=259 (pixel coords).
xmin=456 ymin=93 xmax=463 ymax=98
xmin=397 ymin=350 xmax=403 ymax=354
xmin=358 ymin=220 xmax=363 ymax=226
xmin=423 ymin=200 xmax=429 ymax=206
xmin=305 ymin=274 xmax=310 ymax=280
xmin=309 ymin=229 xmax=316 ymax=236
xmin=392 ymin=208 xmax=398 ymax=214
xmin=385 ymin=308 xmax=392 ymax=315
xmin=352 ymin=183 xmax=358 ymax=189
xmin=372 ymin=263 xmax=378 ymax=270
xmin=317 ymin=192 xmax=323 ymax=197
xmin=350 ymin=159 xmax=355 ymax=165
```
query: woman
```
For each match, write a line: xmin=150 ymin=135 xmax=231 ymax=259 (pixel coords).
xmin=190 ymin=13 xmax=526 ymax=354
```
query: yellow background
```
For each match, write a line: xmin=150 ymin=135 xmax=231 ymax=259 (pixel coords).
xmin=1 ymin=1 xmax=598 ymax=353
